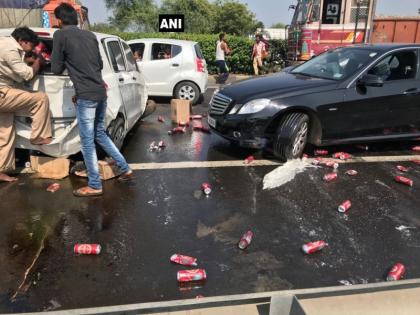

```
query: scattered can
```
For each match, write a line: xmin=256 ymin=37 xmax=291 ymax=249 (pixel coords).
xmin=201 ymin=182 xmax=212 ymax=195
xmin=412 ymin=146 xmax=420 ymax=152
xmin=324 ymin=160 xmax=339 ymax=169
xmin=74 ymin=244 xmax=101 ymax=255
xmin=302 ymin=153 xmax=309 ymax=159
xmin=314 ymin=150 xmax=329 ymax=156
xmin=395 ymin=176 xmax=413 ymax=187
xmin=158 ymin=116 xmax=165 ymax=123
xmin=177 ymin=269 xmax=207 ymax=282
xmin=238 ymin=230 xmax=253 ymax=250
xmin=312 ymin=157 xmax=323 ymax=165
xmin=333 ymin=152 xmax=352 ymax=160
xmin=244 ymin=155 xmax=255 ymax=164
xmin=396 ymin=165 xmax=409 ymax=172
xmin=149 ymin=141 xmax=158 ymax=151
xmin=46 ymin=183 xmax=61 ymax=193
xmin=178 ymin=121 xmax=189 ymax=127
xmin=170 ymin=254 xmax=198 ymax=267
xmin=387 ymin=263 xmax=406 ymax=281
xmin=302 ymin=240 xmax=328 ymax=254
xmin=158 ymin=140 xmax=166 ymax=149
xmin=346 ymin=170 xmax=358 ymax=176
xmin=323 ymin=173 xmax=338 ymax=182
xmin=413 ymin=160 xmax=420 ymax=165
xmin=190 ymin=115 xmax=203 ymax=120
xmin=338 ymin=200 xmax=352 ymax=213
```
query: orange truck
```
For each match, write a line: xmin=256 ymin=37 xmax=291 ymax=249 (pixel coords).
xmin=0 ymin=0 xmax=89 ymax=29
xmin=287 ymin=0 xmax=420 ymax=63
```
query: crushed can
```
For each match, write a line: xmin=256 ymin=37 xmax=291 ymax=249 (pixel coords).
xmin=387 ymin=263 xmax=406 ymax=281
xmin=333 ymin=152 xmax=352 ymax=160
xmin=314 ymin=150 xmax=329 ymax=156
xmin=149 ymin=141 xmax=158 ymax=151
xmin=158 ymin=141 xmax=166 ymax=149
xmin=395 ymin=176 xmax=413 ymax=187
xmin=177 ymin=269 xmax=207 ymax=282
xmin=190 ymin=115 xmax=203 ymax=120
xmin=312 ymin=157 xmax=324 ymax=165
xmin=302 ymin=240 xmax=328 ymax=254
xmin=323 ymin=173 xmax=338 ymax=182
xmin=412 ymin=146 xmax=420 ymax=152
xmin=302 ymin=154 xmax=309 ymax=159
xmin=46 ymin=183 xmax=61 ymax=193
xmin=396 ymin=165 xmax=409 ymax=172
xmin=338 ymin=200 xmax=352 ymax=213
xmin=238 ymin=230 xmax=253 ymax=250
xmin=346 ymin=170 xmax=358 ymax=176
xmin=201 ymin=183 xmax=212 ymax=195
xmin=74 ymin=244 xmax=101 ymax=255
xmin=170 ymin=254 xmax=198 ymax=267
xmin=244 ymin=155 xmax=255 ymax=164
xmin=324 ymin=160 xmax=339 ymax=169
xmin=158 ymin=116 xmax=165 ymax=122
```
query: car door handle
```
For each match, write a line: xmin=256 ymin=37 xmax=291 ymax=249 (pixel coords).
xmin=172 ymin=63 xmax=180 ymax=67
xmin=404 ymin=88 xmax=418 ymax=95
xmin=119 ymin=77 xmax=124 ymax=83
xmin=132 ymin=77 xmax=137 ymax=81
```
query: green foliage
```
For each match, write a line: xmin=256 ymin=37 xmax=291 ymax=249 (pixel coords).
xmin=113 ymin=32 xmax=287 ymax=75
xmin=160 ymin=0 xmax=216 ymax=34
xmin=271 ymin=22 xmax=287 ymax=29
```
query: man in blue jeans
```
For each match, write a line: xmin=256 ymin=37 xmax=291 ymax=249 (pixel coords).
xmin=51 ymin=3 xmax=133 ymax=197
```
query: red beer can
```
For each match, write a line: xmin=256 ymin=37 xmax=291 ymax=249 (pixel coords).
xmin=302 ymin=240 xmax=328 ymax=254
xmin=177 ymin=269 xmax=207 ymax=282
xmin=238 ymin=230 xmax=254 ymax=250
xmin=412 ymin=146 xmax=420 ymax=152
xmin=346 ymin=170 xmax=358 ymax=176
xmin=202 ymin=183 xmax=212 ymax=195
xmin=190 ymin=115 xmax=203 ymax=120
xmin=333 ymin=152 xmax=352 ymax=160
xmin=314 ymin=149 xmax=329 ymax=156
xmin=74 ymin=244 xmax=101 ymax=255
xmin=312 ymin=157 xmax=323 ymax=165
xmin=158 ymin=116 xmax=165 ymax=122
xmin=338 ymin=200 xmax=352 ymax=213
xmin=387 ymin=263 xmax=406 ymax=281
xmin=170 ymin=254 xmax=198 ymax=266
xmin=47 ymin=183 xmax=61 ymax=193
xmin=396 ymin=165 xmax=409 ymax=172
xmin=302 ymin=153 xmax=309 ymax=159
xmin=244 ymin=155 xmax=255 ymax=164
xmin=324 ymin=160 xmax=339 ymax=169
xmin=323 ymin=172 xmax=338 ymax=182
xmin=395 ymin=176 xmax=413 ymax=187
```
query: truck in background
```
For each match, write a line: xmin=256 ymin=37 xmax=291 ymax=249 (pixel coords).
xmin=0 ymin=0 xmax=89 ymax=29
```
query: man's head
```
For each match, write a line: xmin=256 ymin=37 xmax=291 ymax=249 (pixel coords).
xmin=219 ymin=33 xmax=226 ymax=41
xmin=255 ymin=34 xmax=261 ymax=43
xmin=54 ymin=3 xmax=78 ymax=27
xmin=11 ymin=27 xmax=39 ymax=53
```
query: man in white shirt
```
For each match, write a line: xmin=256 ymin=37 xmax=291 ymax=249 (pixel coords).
xmin=215 ymin=33 xmax=231 ymax=84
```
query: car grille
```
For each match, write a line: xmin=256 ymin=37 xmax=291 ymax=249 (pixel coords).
xmin=209 ymin=92 xmax=232 ymax=115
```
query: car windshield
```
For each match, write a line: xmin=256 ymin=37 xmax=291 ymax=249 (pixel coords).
xmin=291 ymin=48 xmax=380 ymax=81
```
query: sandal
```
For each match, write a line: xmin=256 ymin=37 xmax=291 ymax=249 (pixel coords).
xmin=73 ymin=186 xmax=103 ymax=197
xmin=118 ymin=170 xmax=134 ymax=182
xmin=74 ymin=170 xmax=88 ymax=177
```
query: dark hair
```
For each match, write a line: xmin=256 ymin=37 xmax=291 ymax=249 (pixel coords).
xmin=11 ymin=27 xmax=39 ymax=44
xmin=219 ymin=33 xmax=225 ymax=41
xmin=256 ymin=34 xmax=262 ymax=40
xmin=54 ymin=3 xmax=78 ymax=26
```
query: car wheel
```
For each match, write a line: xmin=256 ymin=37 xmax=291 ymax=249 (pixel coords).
xmin=273 ymin=113 xmax=309 ymax=162
xmin=174 ymin=82 xmax=200 ymax=105
xmin=108 ymin=117 xmax=126 ymax=151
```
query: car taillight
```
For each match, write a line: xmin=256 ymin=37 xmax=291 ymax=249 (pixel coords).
xmin=196 ymin=58 xmax=205 ymax=73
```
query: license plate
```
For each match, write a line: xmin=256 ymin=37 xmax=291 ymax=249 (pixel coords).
xmin=208 ymin=116 xmax=216 ymax=128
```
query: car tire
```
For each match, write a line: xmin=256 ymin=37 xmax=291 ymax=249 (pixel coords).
xmin=108 ymin=117 xmax=126 ymax=151
xmin=174 ymin=81 xmax=200 ymax=105
xmin=273 ymin=112 xmax=309 ymax=162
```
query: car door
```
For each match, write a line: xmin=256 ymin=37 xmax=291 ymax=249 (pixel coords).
xmin=341 ymin=48 xmax=420 ymax=138
xmin=138 ymin=42 xmax=183 ymax=96
xmin=104 ymin=39 xmax=137 ymax=129
xmin=121 ymin=41 xmax=144 ymax=123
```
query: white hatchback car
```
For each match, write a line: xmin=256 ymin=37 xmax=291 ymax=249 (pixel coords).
xmin=128 ymin=38 xmax=208 ymax=105
xmin=0 ymin=28 xmax=153 ymax=157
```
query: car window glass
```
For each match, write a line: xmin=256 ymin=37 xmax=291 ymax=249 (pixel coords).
xmin=129 ymin=43 xmax=145 ymax=61
xmin=152 ymin=43 xmax=173 ymax=60
xmin=194 ymin=44 xmax=204 ymax=59
xmin=369 ymin=50 xmax=417 ymax=81
xmin=107 ymin=41 xmax=125 ymax=72
xmin=122 ymin=42 xmax=137 ymax=72
xmin=172 ymin=45 xmax=182 ymax=58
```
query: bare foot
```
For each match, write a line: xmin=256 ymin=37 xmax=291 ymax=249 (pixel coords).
xmin=30 ymin=137 xmax=53 ymax=145
xmin=0 ymin=173 xmax=18 ymax=182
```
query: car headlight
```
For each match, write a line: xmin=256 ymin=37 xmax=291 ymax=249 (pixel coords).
xmin=237 ymin=98 xmax=271 ymax=115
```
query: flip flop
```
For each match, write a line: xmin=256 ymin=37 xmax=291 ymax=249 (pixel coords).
xmin=74 ymin=170 xmax=88 ymax=177
xmin=118 ymin=171 xmax=134 ymax=182
xmin=73 ymin=187 xmax=103 ymax=197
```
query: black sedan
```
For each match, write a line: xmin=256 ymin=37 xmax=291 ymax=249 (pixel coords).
xmin=208 ymin=44 xmax=420 ymax=161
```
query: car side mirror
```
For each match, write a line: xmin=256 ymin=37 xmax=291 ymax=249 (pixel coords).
xmin=358 ymin=74 xmax=384 ymax=87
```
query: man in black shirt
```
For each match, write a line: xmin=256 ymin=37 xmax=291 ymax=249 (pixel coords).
xmin=51 ymin=3 xmax=133 ymax=197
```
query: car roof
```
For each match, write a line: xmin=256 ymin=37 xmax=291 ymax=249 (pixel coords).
xmin=0 ymin=27 xmax=122 ymax=41
xmin=345 ymin=43 xmax=420 ymax=51
xmin=127 ymin=38 xmax=197 ymax=46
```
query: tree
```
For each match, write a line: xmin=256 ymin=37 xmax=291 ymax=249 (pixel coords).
xmin=105 ymin=0 xmax=159 ymax=32
xmin=213 ymin=0 xmax=259 ymax=36
xmin=160 ymin=0 xmax=216 ymax=34
xmin=271 ymin=22 xmax=286 ymax=29
xmin=90 ymin=23 xmax=118 ymax=34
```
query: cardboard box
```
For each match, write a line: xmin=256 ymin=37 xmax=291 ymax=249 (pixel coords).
xmin=30 ymin=156 xmax=70 ymax=180
xmin=98 ymin=160 xmax=120 ymax=180
xmin=171 ymin=99 xmax=191 ymax=124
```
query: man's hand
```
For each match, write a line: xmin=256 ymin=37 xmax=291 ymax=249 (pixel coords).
xmin=31 ymin=58 xmax=43 ymax=76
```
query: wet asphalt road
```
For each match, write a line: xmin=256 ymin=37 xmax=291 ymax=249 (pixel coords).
xmin=1 ymin=88 xmax=420 ymax=313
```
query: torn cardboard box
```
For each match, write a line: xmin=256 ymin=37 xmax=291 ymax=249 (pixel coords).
xmin=30 ymin=156 xmax=70 ymax=180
